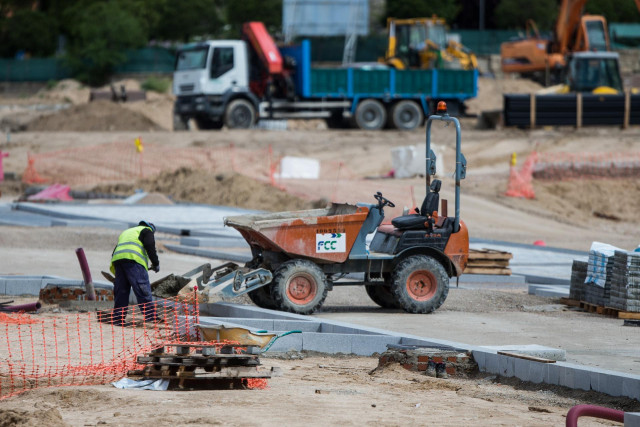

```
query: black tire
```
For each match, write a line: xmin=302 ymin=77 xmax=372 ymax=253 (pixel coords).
xmin=365 ymin=283 xmax=401 ymax=309
xmin=224 ymin=99 xmax=256 ymax=129
xmin=390 ymin=100 xmax=424 ymax=131
xmin=247 ymin=284 xmax=278 ymax=310
xmin=391 ymin=255 xmax=449 ymax=314
xmin=271 ymin=259 xmax=328 ymax=315
xmin=195 ymin=117 xmax=223 ymax=130
xmin=353 ymin=99 xmax=386 ymax=130
xmin=173 ymin=114 xmax=189 ymax=131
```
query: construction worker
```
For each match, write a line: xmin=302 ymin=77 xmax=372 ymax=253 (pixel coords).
xmin=109 ymin=220 xmax=160 ymax=325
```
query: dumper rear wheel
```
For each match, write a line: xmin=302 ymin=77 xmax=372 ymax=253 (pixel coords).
xmin=272 ymin=260 xmax=328 ymax=315
xmin=391 ymin=255 xmax=449 ymax=314
xmin=247 ymin=285 xmax=278 ymax=310
xmin=365 ymin=283 xmax=401 ymax=309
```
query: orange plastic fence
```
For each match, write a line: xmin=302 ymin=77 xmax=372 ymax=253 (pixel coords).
xmin=505 ymin=152 xmax=537 ymax=199
xmin=0 ymin=292 xmax=253 ymax=400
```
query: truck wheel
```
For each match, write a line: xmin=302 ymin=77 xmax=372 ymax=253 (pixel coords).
xmin=224 ymin=99 xmax=256 ymax=129
xmin=173 ymin=114 xmax=189 ymax=131
xmin=391 ymin=255 xmax=449 ymax=314
xmin=271 ymin=259 xmax=328 ymax=315
xmin=247 ymin=285 xmax=278 ymax=310
xmin=391 ymin=101 xmax=423 ymax=131
xmin=365 ymin=284 xmax=401 ymax=309
xmin=195 ymin=117 xmax=223 ymax=130
xmin=354 ymin=99 xmax=386 ymax=130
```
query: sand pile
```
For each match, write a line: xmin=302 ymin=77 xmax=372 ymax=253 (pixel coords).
xmin=93 ymin=167 xmax=318 ymax=212
xmin=26 ymin=100 xmax=163 ymax=132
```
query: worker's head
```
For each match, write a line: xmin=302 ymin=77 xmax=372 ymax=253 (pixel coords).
xmin=138 ymin=220 xmax=156 ymax=233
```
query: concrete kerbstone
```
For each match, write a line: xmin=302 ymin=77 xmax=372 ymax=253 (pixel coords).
xmin=0 ymin=279 xmax=6 ymax=294
xmin=498 ymin=354 xmax=515 ymax=377
xmin=302 ymin=333 xmax=352 ymax=354
xmin=514 ymin=358 xmax=530 ymax=382
xmin=529 ymin=362 xmax=545 ymax=384
xmin=484 ymin=352 xmax=500 ymax=375
xmin=599 ymin=372 xmax=624 ymax=397
xmin=273 ymin=320 xmax=321 ymax=333
xmin=545 ymin=363 xmax=561 ymax=385
xmin=5 ymin=278 xmax=45 ymax=296
xmin=559 ymin=365 xmax=576 ymax=389
xmin=623 ymin=376 xmax=640 ymax=400
xmin=574 ymin=370 xmax=591 ymax=391
xmin=266 ymin=331 xmax=303 ymax=353
xmin=471 ymin=351 xmax=486 ymax=371
xmin=625 ymin=412 xmax=640 ymax=427
xmin=350 ymin=335 xmax=400 ymax=356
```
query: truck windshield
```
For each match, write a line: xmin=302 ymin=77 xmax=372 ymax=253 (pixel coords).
xmin=175 ymin=47 xmax=209 ymax=71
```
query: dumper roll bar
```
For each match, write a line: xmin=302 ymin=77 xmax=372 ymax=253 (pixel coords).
xmin=425 ymin=109 xmax=466 ymax=232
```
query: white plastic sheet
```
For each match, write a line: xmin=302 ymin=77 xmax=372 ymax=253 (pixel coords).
xmin=112 ymin=377 xmax=169 ymax=391
xmin=277 ymin=156 xmax=320 ymax=179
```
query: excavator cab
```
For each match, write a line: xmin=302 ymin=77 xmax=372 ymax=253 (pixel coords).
xmin=565 ymin=52 xmax=623 ymax=93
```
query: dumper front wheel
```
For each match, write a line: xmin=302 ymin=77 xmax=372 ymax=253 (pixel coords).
xmin=272 ymin=260 xmax=328 ymax=315
xmin=247 ymin=285 xmax=278 ymax=310
xmin=391 ymin=255 xmax=449 ymax=314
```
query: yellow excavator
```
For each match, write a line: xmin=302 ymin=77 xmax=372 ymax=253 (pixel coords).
xmin=383 ymin=17 xmax=477 ymax=71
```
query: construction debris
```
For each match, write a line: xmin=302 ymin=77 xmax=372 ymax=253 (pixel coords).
xmin=127 ymin=344 xmax=277 ymax=390
xmin=464 ymin=249 xmax=513 ymax=275
xmin=376 ymin=346 xmax=477 ymax=378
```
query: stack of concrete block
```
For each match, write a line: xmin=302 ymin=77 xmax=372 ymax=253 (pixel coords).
xmin=608 ymin=250 xmax=640 ymax=312
xmin=569 ymin=260 xmax=588 ymax=301
xmin=584 ymin=242 xmax=617 ymax=306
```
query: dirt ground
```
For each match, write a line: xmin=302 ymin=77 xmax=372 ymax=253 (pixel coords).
xmin=0 ymin=78 xmax=639 ymax=424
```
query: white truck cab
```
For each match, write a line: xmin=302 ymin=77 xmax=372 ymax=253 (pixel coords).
xmin=173 ymin=40 xmax=258 ymax=130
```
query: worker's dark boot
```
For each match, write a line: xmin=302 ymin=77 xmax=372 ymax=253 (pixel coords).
xmin=426 ymin=361 xmax=437 ymax=377
xmin=436 ymin=363 xmax=448 ymax=379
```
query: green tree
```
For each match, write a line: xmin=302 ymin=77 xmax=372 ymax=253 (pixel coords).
xmin=585 ymin=0 xmax=640 ymax=23
xmin=385 ymin=0 xmax=461 ymax=23
xmin=155 ymin=0 xmax=223 ymax=42
xmin=494 ymin=0 xmax=557 ymax=30
xmin=65 ymin=2 xmax=146 ymax=85
xmin=0 ymin=10 xmax=58 ymax=57
xmin=225 ymin=0 xmax=282 ymax=35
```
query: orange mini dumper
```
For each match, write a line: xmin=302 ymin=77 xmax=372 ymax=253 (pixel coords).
xmin=225 ymin=103 xmax=469 ymax=314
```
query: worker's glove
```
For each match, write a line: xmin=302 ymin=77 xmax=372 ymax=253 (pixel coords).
xmin=150 ymin=265 xmax=159 ymax=273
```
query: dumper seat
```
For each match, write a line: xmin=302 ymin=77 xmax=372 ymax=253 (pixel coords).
xmin=391 ymin=179 xmax=441 ymax=230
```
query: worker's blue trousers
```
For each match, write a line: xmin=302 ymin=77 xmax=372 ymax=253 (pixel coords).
xmin=112 ymin=261 xmax=157 ymax=324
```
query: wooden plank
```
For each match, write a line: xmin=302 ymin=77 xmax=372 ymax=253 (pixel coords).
xmin=618 ymin=311 xmax=640 ymax=320
xmin=463 ymin=267 xmax=512 ymax=275
xmin=466 ymin=261 xmax=511 ymax=268
xmin=468 ymin=249 xmax=513 ymax=261
xmin=498 ymin=351 xmax=556 ymax=363
xmin=560 ymin=298 xmax=581 ymax=307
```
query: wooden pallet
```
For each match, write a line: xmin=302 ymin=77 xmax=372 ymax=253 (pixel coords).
xmin=128 ymin=343 xmax=275 ymax=389
xmin=464 ymin=249 xmax=513 ymax=276
xmin=560 ymin=298 xmax=640 ymax=319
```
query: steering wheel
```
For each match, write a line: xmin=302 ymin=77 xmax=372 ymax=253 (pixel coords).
xmin=374 ymin=192 xmax=395 ymax=209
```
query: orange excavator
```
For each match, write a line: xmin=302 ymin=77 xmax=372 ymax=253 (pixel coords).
xmin=501 ymin=0 xmax=640 ymax=85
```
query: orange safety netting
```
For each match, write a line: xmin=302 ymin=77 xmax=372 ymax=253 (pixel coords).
xmin=505 ymin=152 xmax=537 ymax=199
xmin=0 ymin=293 xmax=224 ymax=400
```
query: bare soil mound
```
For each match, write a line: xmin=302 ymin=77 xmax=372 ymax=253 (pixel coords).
xmin=93 ymin=167 xmax=319 ymax=212
xmin=466 ymin=77 xmax=544 ymax=115
xmin=26 ymin=100 xmax=162 ymax=132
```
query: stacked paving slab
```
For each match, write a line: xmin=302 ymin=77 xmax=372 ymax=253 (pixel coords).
xmin=569 ymin=260 xmax=587 ymax=301
xmin=583 ymin=242 xmax=617 ymax=306
xmin=608 ymin=250 xmax=640 ymax=312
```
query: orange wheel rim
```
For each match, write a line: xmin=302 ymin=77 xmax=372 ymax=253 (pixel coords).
xmin=286 ymin=273 xmax=317 ymax=305
xmin=406 ymin=270 xmax=436 ymax=301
